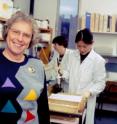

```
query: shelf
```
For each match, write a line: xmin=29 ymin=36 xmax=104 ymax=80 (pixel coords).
xmin=36 ymin=27 xmax=53 ymax=64
xmin=92 ymin=32 xmax=117 ymax=35
xmin=103 ymin=55 xmax=117 ymax=64
xmin=0 ymin=38 xmax=3 ymax=41
xmin=0 ymin=35 xmax=3 ymax=41
xmin=0 ymin=17 xmax=7 ymax=22
xmin=39 ymin=28 xmax=52 ymax=33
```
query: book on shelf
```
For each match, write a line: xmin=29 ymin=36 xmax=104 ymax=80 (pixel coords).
xmin=94 ymin=13 xmax=100 ymax=32
xmin=103 ymin=15 xmax=108 ymax=32
xmin=115 ymin=21 xmax=117 ymax=32
xmin=80 ymin=15 xmax=85 ymax=30
xmin=80 ymin=12 xmax=117 ymax=33
xmin=107 ymin=15 xmax=112 ymax=32
xmin=110 ymin=15 xmax=117 ymax=32
xmin=99 ymin=14 xmax=104 ymax=32
xmin=85 ymin=12 xmax=91 ymax=30
xmin=90 ymin=13 xmax=95 ymax=32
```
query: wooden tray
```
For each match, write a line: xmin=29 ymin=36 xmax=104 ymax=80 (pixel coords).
xmin=48 ymin=93 xmax=86 ymax=114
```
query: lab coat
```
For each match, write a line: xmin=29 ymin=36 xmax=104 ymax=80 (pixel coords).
xmin=45 ymin=48 xmax=73 ymax=87
xmin=64 ymin=49 xmax=106 ymax=124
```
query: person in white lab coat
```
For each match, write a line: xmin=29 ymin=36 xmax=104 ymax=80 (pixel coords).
xmin=63 ymin=28 xmax=106 ymax=124
xmin=44 ymin=35 xmax=73 ymax=92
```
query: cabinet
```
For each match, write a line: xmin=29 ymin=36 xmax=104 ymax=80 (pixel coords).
xmin=39 ymin=28 xmax=53 ymax=43
xmin=36 ymin=28 xmax=53 ymax=64
xmin=97 ymin=80 xmax=117 ymax=111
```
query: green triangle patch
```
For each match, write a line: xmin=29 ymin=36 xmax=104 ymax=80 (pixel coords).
xmin=1 ymin=100 xmax=17 ymax=113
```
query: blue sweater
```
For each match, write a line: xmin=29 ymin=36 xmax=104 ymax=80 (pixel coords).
xmin=0 ymin=51 xmax=50 ymax=124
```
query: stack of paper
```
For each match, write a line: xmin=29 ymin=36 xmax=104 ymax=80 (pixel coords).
xmin=48 ymin=93 xmax=84 ymax=114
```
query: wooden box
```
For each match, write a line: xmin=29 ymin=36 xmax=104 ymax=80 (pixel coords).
xmin=48 ymin=93 xmax=86 ymax=114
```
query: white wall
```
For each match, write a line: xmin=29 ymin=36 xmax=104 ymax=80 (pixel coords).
xmin=34 ymin=0 xmax=59 ymax=38
xmin=13 ymin=0 xmax=30 ymax=14
xmin=79 ymin=0 xmax=117 ymax=15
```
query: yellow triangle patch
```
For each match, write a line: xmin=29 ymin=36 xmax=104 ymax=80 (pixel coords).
xmin=24 ymin=89 xmax=37 ymax=101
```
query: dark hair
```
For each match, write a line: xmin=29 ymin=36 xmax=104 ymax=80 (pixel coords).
xmin=52 ymin=35 xmax=68 ymax=48
xmin=2 ymin=11 xmax=39 ymax=48
xmin=75 ymin=28 xmax=93 ymax=44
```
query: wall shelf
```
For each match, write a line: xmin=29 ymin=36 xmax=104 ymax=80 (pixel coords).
xmin=39 ymin=28 xmax=52 ymax=33
xmin=0 ymin=17 xmax=7 ymax=23
xmin=35 ymin=27 xmax=53 ymax=64
xmin=92 ymin=32 xmax=117 ymax=35
xmin=103 ymin=55 xmax=117 ymax=64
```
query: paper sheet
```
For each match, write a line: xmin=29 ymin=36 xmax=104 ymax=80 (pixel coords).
xmin=49 ymin=93 xmax=82 ymax=102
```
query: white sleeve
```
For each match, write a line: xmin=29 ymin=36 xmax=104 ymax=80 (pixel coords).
xmin=89 ymin=58 xmax=106 ymax=95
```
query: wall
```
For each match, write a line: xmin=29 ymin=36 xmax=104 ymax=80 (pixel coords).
xmin=34 ymin=0 xmax=59 ymax=38
xmin=79 ymin=0 xmax=117 ymax=15
xmin=13 ymin=0 xmax=30 ymax=14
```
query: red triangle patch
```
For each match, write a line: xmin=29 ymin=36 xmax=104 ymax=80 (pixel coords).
xmin=25 ymin=111 xmax=35 ymax=122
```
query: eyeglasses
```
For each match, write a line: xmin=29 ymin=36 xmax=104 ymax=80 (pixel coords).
xmin=10 ymin=28 xmax=32 ymax=40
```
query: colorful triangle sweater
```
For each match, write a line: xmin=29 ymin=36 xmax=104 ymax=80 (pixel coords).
xmin=0 ymin=51 xmax=50 ymax=124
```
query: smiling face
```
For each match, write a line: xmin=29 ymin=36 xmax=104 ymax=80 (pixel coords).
xmin=5 ymin=20 xmax=32 ymax=59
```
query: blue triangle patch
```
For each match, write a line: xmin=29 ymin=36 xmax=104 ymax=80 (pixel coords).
xmin=1 ymin=78 xmax=16 ymax=88
xmin=1 ymin=100 xmax=17 ymax=113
